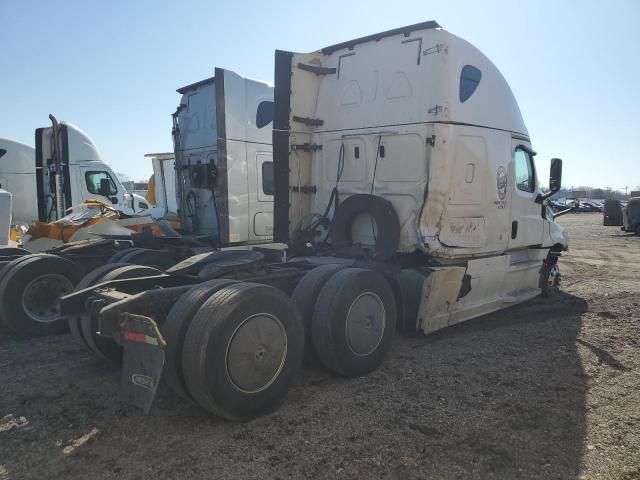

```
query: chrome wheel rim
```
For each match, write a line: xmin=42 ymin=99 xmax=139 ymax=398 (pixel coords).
xmin=226 ymin=314 xmax=287 ymax=393
xmin=21 ymin=274 xmax=74 ymax=323
xmin=345 ymin=292 xmax=385 ymax=356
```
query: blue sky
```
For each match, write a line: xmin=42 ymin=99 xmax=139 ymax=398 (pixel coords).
xmin=1 ymin=0 xmax=639 ymax=191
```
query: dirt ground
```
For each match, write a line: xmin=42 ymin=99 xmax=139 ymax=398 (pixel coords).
xmin=1 ymin=213 xmax=638 ymax=480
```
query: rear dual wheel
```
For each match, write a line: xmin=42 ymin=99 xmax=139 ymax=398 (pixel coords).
xmin=161 ymin=278 xmax=240 ymax=401
xmin=181 ymin=282 xmax=304 ymax=421
xmin=311 ymin=268 xmax=397 ymax=377
xmin=291 ymin=264 xmax=346 ymax=364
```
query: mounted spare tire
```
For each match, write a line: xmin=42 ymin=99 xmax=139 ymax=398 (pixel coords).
xmin=182 ymin=282 xmax=304 ymax=421
xmin=330 ymin=194 xmax=400 ymax=260
xmin=312 ymin=268 xmax=397 ymax=377
xmin=0 ymin=254 xmax=82 ymax=336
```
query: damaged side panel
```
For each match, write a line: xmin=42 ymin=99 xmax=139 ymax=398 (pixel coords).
xmin=417 ymin=249 xmax=546 ymax=334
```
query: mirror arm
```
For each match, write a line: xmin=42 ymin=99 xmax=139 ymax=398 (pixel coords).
xmin=535 ymin=191 xmax=554 ymax=204
xmin=553 ymin=206 xmax=574 ymax=218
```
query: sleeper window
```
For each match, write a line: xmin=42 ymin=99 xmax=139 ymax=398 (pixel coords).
xmin=256 ymin=101 xmax=274 ymax=129
xmin=459 ymin=65 xmax=481 ymax=103
xmin=514 ymin=149 xmax=535 ymax=193
xmin=85 ymin=171 xmax=117 ymax=196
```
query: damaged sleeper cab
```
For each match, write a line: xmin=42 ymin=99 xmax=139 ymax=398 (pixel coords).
xmin=61 ymin=21 xmax=569 ymax=421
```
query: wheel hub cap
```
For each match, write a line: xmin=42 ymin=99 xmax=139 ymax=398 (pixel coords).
xmin=226 ymin=314 xmax=287 ymax=393
xmin=22 ymin=274 xmax=74 ymax=323
xmin=345 ymin=292 xmax=385 ymax=356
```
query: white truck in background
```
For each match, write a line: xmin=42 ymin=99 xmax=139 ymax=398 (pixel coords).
xmin=0 ymin=138 xmax=41 ymax=225
xmin=0 ymin=123 xmax=150 ymax=226
xmin=172 ymin=67 xmax=274 ymax=244
xmin=0 ymin=68 xmax=278 ymax=337
xmin=34 ymin=116 xmax=151 ymax=222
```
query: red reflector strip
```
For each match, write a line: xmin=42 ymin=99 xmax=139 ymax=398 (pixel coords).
xmin=124 ymin=331 xmax=159 ymax=346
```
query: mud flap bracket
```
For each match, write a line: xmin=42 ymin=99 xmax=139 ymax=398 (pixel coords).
xmin=120 ymin=313 xmax=166 ymax=414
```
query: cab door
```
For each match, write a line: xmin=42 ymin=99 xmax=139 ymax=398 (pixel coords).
xmin=250 ymin=152 xmax=274 ymax=241
xmin=79 ymin=167 xmax=123 ymax=210
xmin=507 ymin=140 xmax=543 ymax=249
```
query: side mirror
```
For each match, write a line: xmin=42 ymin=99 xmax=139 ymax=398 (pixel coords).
xmin=536 ymin=158 xmax=563 ymax=203
xmin=99 ymin=178 xmax=111 ymax=196
xmin=549 ymin=158 xmax=562 ymax=194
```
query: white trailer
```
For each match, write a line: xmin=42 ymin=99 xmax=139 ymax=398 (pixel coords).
xmin=61 ymin=22 xmax=569 ymax=422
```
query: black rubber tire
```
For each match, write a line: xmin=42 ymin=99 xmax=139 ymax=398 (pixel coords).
xmin=117 ymin=248 xmax=176 ymax=271
xmin=161 ymin=278 xmax=239 ymax=402
xmin=0 ymin=254 xmax=35 ymax=285
xmin=0 ymin=254 xmax=82 ymax=336
xmin=312 ymin=268 xmax=397 ymax=377
xmin=81 ymin=265 xmax=163 ymax=364
xmin=165 ymin=252 xmax=221 ymax=276
xmin=330 ymin=194 xmax=400 ymax=260
xmin=182 ymin=282 xmax=304 ymax=421
xmin=0 ymin=247 xmax=30 ymax=257
xmin=0 ymin=254 xmax=42 ymax=330
xmin=196 ymin=251 xmax=265 ymax=280
xmin=107 ymin=247 xmax=140 ymax=264
xmin=291 ymin=264 xmax=346 ymax=363
xmin=68 ymin=262 xmax=132 ymax=349
xmin=99 ymin=265 xmax=164 ymax=283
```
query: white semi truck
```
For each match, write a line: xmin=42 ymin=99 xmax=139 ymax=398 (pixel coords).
xmin=0 ymin=124 xmax=150 ymax=226
xmin=61 ymin=22 xmax=568 ymax=422
xmin=172 ymin=67 xmax=274 ymax=244
xmin=0 ymin=69 xmax=276 ymax=337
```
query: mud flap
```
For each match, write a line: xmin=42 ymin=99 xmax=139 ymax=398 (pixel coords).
xmin=120 ymin=313 xmax=166 ymax=414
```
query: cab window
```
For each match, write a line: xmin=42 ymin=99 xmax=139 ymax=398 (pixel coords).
xmin=85 ymin=171 xmax=117 ymax=196
xmin=514 ymin=148 xmax=535 ymax=193
xmin=262 ymin=161 xmax=274 ymax=195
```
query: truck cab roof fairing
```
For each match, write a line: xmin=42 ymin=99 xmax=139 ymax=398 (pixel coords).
xmin=289 ymin=22 xmax=528 ymax=136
